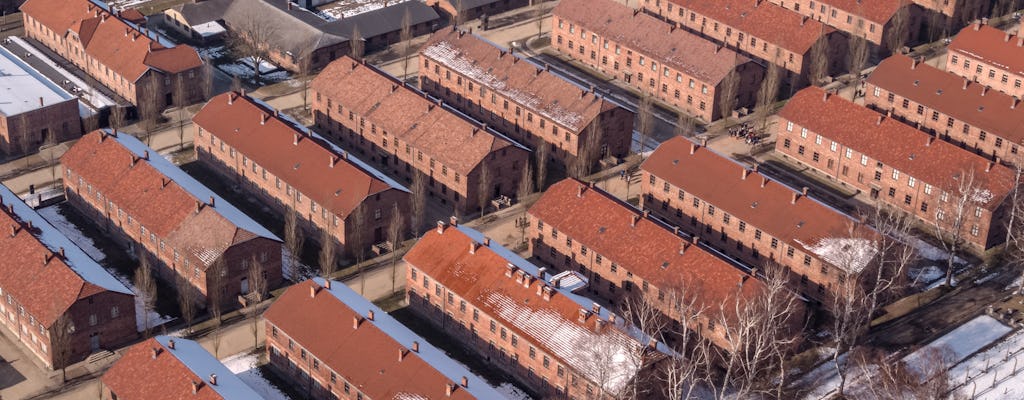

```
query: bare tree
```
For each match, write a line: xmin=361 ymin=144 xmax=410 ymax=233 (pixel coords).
xmin=134 ymin=253 xmax=157 ymax=338
xmin=210 ymin=323 xmax=223 ymax=358
xmin=138 ymin=73 xmax=163 ymax=147
xmin=1005 ymin=163 xmax=1024 ymax=251
xmin=806 ymin=37 xmax=830 ymax=86
xmin=207 ymin=258 xmax=225 ymax=325
xmin=17 ymin=114 xmax=31 ymax=166
xmin=227 ymin=7 xmax=279 ymax=80
xmin=636 ymin=94 xmax=655 ymax=159
xmin=477 ymin=162 xmax=493 ymax=218
xmin=533 ymin=137 xmax=549 ymax=191
xmin=829 ymin=268 xmax=870 ymax=397
xmin=350 ymin=26 xmax=365 ymax=61
xmin=454 ymin=0 xmax=466 ymax=27
xmin=244 ymin=255 xmax=267 ymax=350
xmin=675 ymin=112 xmax=695 ymax=138
xmin=173 ymin=76 xmax=190 ymax=151
xmin=296 ymin=50 xmax=314 ymax=115
xmin=847 ymin=35 xmax=870 ymax=81
xmin=410 ymin=171 xmax=428 ymax=236
xmin=933 ymin=168 xmax=984 ymax=287
xmin=927 ymin=0 xmax=948 ymax=42
xmin=754 ymin=65 xmax=782 ymax=131
xmin=885 ymin=4 xmax=911 ymax=55
xmin=201 ymin=62 xmax=216 ymax=101
xmin=348 ymin=208 xmax=369 ymax=295
xmin=536 ymin=9 xmax=545 ymax=39
xmin=387 ymin=202 xmax=405 ymax=293
xmin=108 ymin=106 xmax=127 ymax=133
xmin=284 ymin=208 xmax=305 ymax=279
xmin=319 ymin=227 xmax=337 ymax=279
xmin=50 ymin=310 xmax=73 ymax=383
xmin=400 ymin=8 xmax=414 ymax=81
xmin=517 ymin=162 xmax=534 ymax=245
xmin=571 ymin=123 xmax=603 ymax=179
xmin=717 ymin=71 xmax=740 ymax=122
xmin=657 ymin=282 xmax=713 ymax=400
xmin=176 ymin=273 xmax=197 ymax=334
xmin=619 ymin=293 xmax=669 ymax=399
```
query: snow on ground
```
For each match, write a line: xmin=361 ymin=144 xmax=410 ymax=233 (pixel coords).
xmin=238 ymin=57 xmax=279 ymax=75
xmin=497 ymin=382 xmax=532 ymax=400
xmin=37 ymin=204 xmax=174 ymax=332
xmin=902 ymin=233 xmax=965 ymax=263
xmin=317 ymin=0 xmax=410 ymax=21
xmin=221 ymin=351 xmax=290 ymax=400
xmin=216 ymin=61 xmax=292 ymax=84
xmin=911 ymin=265 xmax=944 ymax=285
xmin=282 ymin=248 xmax=316 ymax=282
xmin=903 ymin=315 xmax=1012 ymax=376
xmin=199 ymin=46 xmax=227 ymax=60
xmin=951 ymin=330 xmax=1024 ymax=400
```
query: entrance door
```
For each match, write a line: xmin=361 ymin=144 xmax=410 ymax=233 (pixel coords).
xmin=89 ymin=333 xmax=100 ymax=351
xmin=241 ymin=277 xmax=250 ymax=294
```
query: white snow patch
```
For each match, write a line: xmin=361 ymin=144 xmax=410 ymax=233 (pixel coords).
xmin=497 ymin=382 xmax=533 ymax=400
xmin=903 ymin=315 xmax=1012 ymax=377
xmin=193 ymin=21 xmax=226 ymax=38
xmin=36 ymin=206 xmax=106 ymax=263
xmin=282 ymin=248 xmax=315 ymax=282
xmin=221 ymin=351 xmax=290 ymax=400
xmin=239 ymin=57 xmax=279 ymax=75
xmin=318 ymin=0 xmax=410 ymax=20
xmin=8 ymin=36 xmax=116 ymax=109
xmin=902 ymin=233 xmax=965 ymax=263
xmin=972 ymin=188 xmax=995 ymax=205
xmin=802 ymin=237 xmax=877 ymax=274
xmin=199 ymin=46 xmax=227 ymax=60
xmin=951 ymin=330 xmax=1024 ymax=400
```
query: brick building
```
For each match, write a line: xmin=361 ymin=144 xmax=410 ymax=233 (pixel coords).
xmin=640 ymin=0 xmax=847 ymax=84
xmin=946 ymin=22 xmax=1024 ymax=99
xmin=21 ymin=0 xmax=205 ymax=109
xmin=419 ymin=29 xmax=634 ymax=170
xmin=527 ymin=178 xmax=783 ymax=345
xmin=264 ymin=278 xmax=506 ymax=400
xmin=912 ymin=0 xmax=990 ymax=24
xmin=0 ymin=46 xmax=82 ymax=158
xmin=0 ymin=184 xmax=136 ymax=369
xmin=102 ymin=336 xmax=266 ymax=399
xmin=194 ymin=92 xmax=409 ymax=255
xmin=775 ymin=87 xmax=1017 ymax=251
xmin=552 ymin=0 xmax=764 ymax=123
xmin=764 ymin=0 xmax=923 ymax=52
xmin=865 ymin=54 xmax=1024 ymax=166
xmin=640 ymin=137 xmax=871 ymax=305
xmin=61 ymin=130 xmax=283 ymax=308
xmin=426 ymin=0 xmax=530 ymax=23
xmin=405 ymin=221 xmax=659 ymax=399
xmin=311 ymin=57 xmax=529 ymax=214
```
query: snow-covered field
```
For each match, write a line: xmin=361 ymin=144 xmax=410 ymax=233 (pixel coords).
xmin=37 ymin=204 xmax=174 ymax=332
xmin=317 ymin=0 xmax=410 ymax=21
xmin=217 ymin=61 xmax=291 ymax=84
xmin=951 ymin=330 xmax=1024 ymax=399
xmin=903 ymin=315 xmax=1012 ymax=376
xmin=221 ymin=352 xmax=290 ymax=400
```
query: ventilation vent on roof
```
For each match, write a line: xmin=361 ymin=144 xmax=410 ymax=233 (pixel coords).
xmin=661 ymin=261 xmax=669 ymax=269
xmin=751 ymin=201 xmax=758 ymax=208
xmin=913 ymin=80 xmax=920 ymax=86
xmin=293 ymin=162 xmax=301 ymax=169
xmin=797 ymin=221 xmax=805 ymax=228
xmin=335 ymin=189 xmax=342 ymax=196
xmin=936 ymin=89 xmax=943 ymax=95
xmin=598 ymin=227 xmax=606 ymax=233
xmin=978 ymin=106 xmax=985 ymax=111
xmin=672 ymin=160 xmax=679 ymax=165
xmin=909 ymin=154 xmax=916 ymax=160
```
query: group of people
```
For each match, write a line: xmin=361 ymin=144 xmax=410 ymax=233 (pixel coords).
xmin=729 ymin=123 xmax=762 ymax=145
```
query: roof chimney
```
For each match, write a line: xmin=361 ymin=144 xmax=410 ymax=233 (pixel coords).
xmin=151 ymin=347 xmax=159 ymax=359
xmin=877 ymin=114 xmax=884 ymax=125
xmin=801 ymin=15 xmax=808 ymax=26
xmin=412 ymin=341 xmax=420 ymax=352
xmin=578 ymin=308 xmax=590 ymax=323
xmin=792 ymin=191 xmax=800 ymax=204
xmin=228 ymin=93 xmax=235 ymax=104
xmin=1006 ymin=31 xmax=1012 ymax=42
xmin=208 ymin=196 xmax=214 ymax=207
xmin=927 ymin=135 xmax=935 ymax=146
xmin=802 ymin=186 xmax=809 ymax=196
xmin=208 ymin=374 xmax=217 ymax=386
xmin=9 ymin=225 xmax=15 ymax=238
xmin=446 ymin=383 xmax=455 ymax=396
xmin=287 ymin=1 xmax=292 ymax=10
xmin=195 ymin=200 xmax=202 ymax=214
xmin=38 ymin=96 xmax=43 ymax=107
xmin=986 ymin=162 xmax=993 ymax=172
xmin=690 ymin=142 xmax=698 ymax=155
xmin=167 ymin=339 xmax=175 ymax=349
xmin=310 ymin=284 xmax=318 ymax=298
xmin=974 ymin=20 xmax=982 ymax=30
xmin=591 ymin=303 xmax=601 ymax=314
xmin=742 ymin=168 xmax=750 ymax=180
xmin=324 ymin=280 xmax=331 ymax=289
xmin=367 ymin=310 xmax=375 ymax=321
xmin=261 ymin=113 xmax=269 ymax=125
xmin=469 ymin=241 xmax=478 ymax=254
xmin=630 ymin=214 xmax=640 ymax=227
xmin=59 ymin=247 xmax=65 ymax=258
xmin=483 ymin=237 xmax=490 ymax=246
xmin=192 ymin=381 xmax=200 ymax=394
xmin=1018 ymin=36 xmax=1024 ymax=47
xmin=680 ymin=241 xmax=689 ymax=255
xmin=505 ymin=263 xmax=517 ymax=277
xmin=399 ymin=347 xmax=407 ymax=361
xmin=542 ymin=286 xmax=553 ymax=301
xmin=963 ymin=78 xmax=970 ymax=90
xmin=982 ymin=86 xmax=990 ymax=96
xmin=1014 ymin=97 xmax=1020 ymax=109
xmin=761 ymin=176 xmax=769 ymax=188
xmin=912 ymin=57 xmax=920 ymax=69
xmin=461 ymin=376 xmax=468 ymax=388
xmin=330 ymin=155 xmax=337 ymax=168
xmin=353 ymin=316 xmax=362 ymax=329
xmin=577 ymin=184 xmax=586 ymax=197
xmin=436 ymin=220 xmax=446 ymax=234
xmin=449 ymin=216 xmax=458 ymax=226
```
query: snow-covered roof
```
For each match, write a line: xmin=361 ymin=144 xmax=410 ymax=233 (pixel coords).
xmin=192 ymin=21 xmax=226 ymax=37
xmin=0 ymin=46 xmax=76 ymax=117
xmin=800 ymin=237 xmax=878 ymax=274
xmin=246 ymin=97 xmax=409 ymax=193
xmin=106 ymin=130 xmax=280 ymax=241
xmin=153 ymin=335 xmax=267 ymax=399
xmin=310 ymin=276 xmax=509 ymax=399
xmin=0 ymin=183 xmax=131 ymax=295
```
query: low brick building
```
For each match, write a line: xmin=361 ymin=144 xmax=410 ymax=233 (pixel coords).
xmin=946 ymin=22 xmax=1024 ymax=99
xmin=102 ymin=336 xmax=266 ymax=399
xmin=21 ymin=0 xmax=205 ymax=109
xmin=61 ymin=130 xmax=283 ymax=308
xmin=426 ymin=0 xmax=531 ymax=23
xmin=775 ymin=87 xmax=1017 ymax=251
xmin=866 ymin=54 xmax=1024 ymax=166
xmin=420 ymin=29 xmax=634 ymax=170
xmin=194 ymin=92 xmax=409 ymax=256
xmin=528 ymin=178 xmax=807 ymax=346
xmin=640 ymin=0 xmax=847 ymax=84
xmin=264 ymin=278 xmax=506 ymax=400
xmin=765 ymin=0 xmax=923 ymax=52
xmin=406 ymin=221 xmax=659 ymax=399
xmin=640 ymin=137 xmax=871 ymax=305
xmin=552 ymin=0 xmax=764 ymax=123
xmin=0 ymin=184 xmax=136 ymax=369
xmin=311 ymin=57 xmax=529 ymax=214
xmin=0 ymin=46 xmax=82 ymax=158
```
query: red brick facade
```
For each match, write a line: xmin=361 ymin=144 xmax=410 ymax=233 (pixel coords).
xmin=0 ymin=99 xmax=81 ymax=159
xmin=552 ymin=0 xmax=764 ymax=123
xmin=194 ymin=92 xmax=410 ymax=255
xmin=426 ymin=0 xmax=530 ymax=22
xmin=865 ymin=54 xmax=1024 ymax=167
xmin=62 ymin=131 xmax=283 ymax=309
xmin=765 ymin=0 xmax=923 ymax=51
xmin=406 ymin=222 xmax=652 ymax=399
xmin=775 ymin=87 xmax=1016 ymax=251
xmin=311 ymin=57 xmax=529 ymax=214
xmin=21 ymin=0 xmax=205 ymax=109
xmin=419 ymin=29 xmax=634 ymax=169
xmin=946 ymin=22 xmax=1024 ymax=99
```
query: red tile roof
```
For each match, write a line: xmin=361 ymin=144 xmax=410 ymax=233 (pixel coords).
xmin=193 ymin=92 xmax=402 ymax=221
xmin=867 ymin=54 xmax=1024 ymax=145
xmin=553 ymin=0 xmax=753 ymax=86
xmin=949 ymin=23 xmax=1024 ymax=76
xmin=61 ymin=130 xmax=271 ymax=269
xmin=662 ymin=0 xmax=834 ymax=54
xmin=404 ymin=224 xmax=646 ymax=390
xmin=642 ymin=137 xmax=864 ymax=267
xmin=527 ymin=178 xmax=764 ymax=310
xmin=795 ymin=0 xmax=904 ymax=24
xmin=422 ymin=29 xmax=620 ymax=133
xmin=20 ymin=0 xmax=202 ymax=80
xmin=263 ymin=280 xmax=480 ymax=400
xmin=310 ymin=56 xmax=523 ymax=175
xmin=779 ymin=87 xmax=1017 ymax=209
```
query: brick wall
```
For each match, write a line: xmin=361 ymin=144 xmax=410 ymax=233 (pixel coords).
xmin=265 ymin=321 xmax=369 ymax=400
xmin=0 ymin=99 xmax=82 ymax=158
xmin=947 ymin=48 xmax=1024 ymax=99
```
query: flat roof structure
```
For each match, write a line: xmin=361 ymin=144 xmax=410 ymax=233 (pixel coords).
xmin=0 ymin=46 xmax=76 ymax=117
